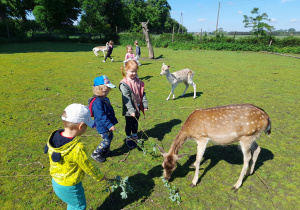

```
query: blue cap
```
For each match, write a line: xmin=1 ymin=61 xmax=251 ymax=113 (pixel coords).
xmin=93 ymin=75 xmax=116 ymax=88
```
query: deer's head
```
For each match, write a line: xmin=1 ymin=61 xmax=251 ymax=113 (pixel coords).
xmin=158 ymin=145 xmax=187 ymax=180
xmin=160 ymin=63 xmax=170 ymax=76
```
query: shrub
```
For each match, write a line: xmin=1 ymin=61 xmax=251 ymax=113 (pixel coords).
xmin=119 ymin=32 xmax=145 ymax=46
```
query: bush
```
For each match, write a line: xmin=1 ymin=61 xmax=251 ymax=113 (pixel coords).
xmin=272 ymin=36 xmax=300 ymax=47
xmin=119 ymin=32 xmax=145 ymax=46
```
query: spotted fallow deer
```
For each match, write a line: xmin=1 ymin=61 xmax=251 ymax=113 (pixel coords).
xmin=92 ymin=42 xmax=109 ymax=57
xmin=158 ymin=103 xmax=271 ymax=191
xmin=160 ymin=63 xmax=196 ymax=100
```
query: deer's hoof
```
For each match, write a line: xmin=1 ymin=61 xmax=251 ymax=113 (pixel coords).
xmin=190 ymin=183 xmax=196 ymax=188
xmin=231 ymin=186 xmax=239 ymax=193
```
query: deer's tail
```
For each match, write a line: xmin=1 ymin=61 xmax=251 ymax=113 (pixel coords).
xmin=265 ymin=118 xmax=271 ymax=135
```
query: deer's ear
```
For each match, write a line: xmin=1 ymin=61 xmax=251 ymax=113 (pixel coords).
xmin=162 ymin=63 xmax=165 ymax=66
xmin=157 ymin=145 xmax=166 ymax=155
xmin=177 ymin=153 xmax=188 ymax=160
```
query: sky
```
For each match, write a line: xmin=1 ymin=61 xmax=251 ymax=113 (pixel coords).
xmin=168 ymin=0 xmax=300 ymax=32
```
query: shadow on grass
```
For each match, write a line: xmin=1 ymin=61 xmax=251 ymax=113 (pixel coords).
xmin=174 ymin=91 xmax=203 ymax=100
xmin=155 ymin=55 xmax=164 ymax=59
xmin=110 ymin=142 xmax=130 ymax=157
xmin=143 ymin=119 xmax=182 ymax=141
xmin=97 ymin=165 xmax=163 ymax=210
xmin=139 ymin=76 xmax=153 ymax=81
xmin=140 ymin=63 xmax=152 ymax=66
xmin=169 ymin=145 xmax=274 ymax=187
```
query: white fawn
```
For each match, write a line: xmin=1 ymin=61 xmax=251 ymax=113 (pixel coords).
xmin=158 ymin=103 xmax=271 ymax=191
xmin=160 ymin=63 xmax=196 ymax=100
xmin=92 ymin=42 xmax=109 ymax=57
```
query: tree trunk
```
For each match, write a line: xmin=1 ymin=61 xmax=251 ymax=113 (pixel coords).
xmin=141 ymin=20 xmax=154 ymax=59
xmin=5 ymin=19 xmax=10 ymax=40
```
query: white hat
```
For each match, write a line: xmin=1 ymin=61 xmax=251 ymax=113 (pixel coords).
xmin=61 ymin=103 xmax=95 ymax=128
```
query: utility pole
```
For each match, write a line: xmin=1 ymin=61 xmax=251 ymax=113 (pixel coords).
xmin=178 ymin=12 xmax=183 ymax=34
xmin=181 ymin=13 xmax=183 ymax=34
xmin=215 ymin=2 xmax=220 ymax=36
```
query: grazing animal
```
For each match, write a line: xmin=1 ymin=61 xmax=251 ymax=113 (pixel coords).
xmin=93 ymin=42 xmax=109 ymax=57
xmin=158 ymin=103 xmax=271 ymax=191
xmin=160 ymin=63 xmax=196 ymax=100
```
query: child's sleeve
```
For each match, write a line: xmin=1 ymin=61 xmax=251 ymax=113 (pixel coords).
xmin=93 ymin=99 xmax=114 ymax=131
xmin=77 ymin=144 xmax=104 ymax=181
xmin=120 ymin=83 xmax=136 ymax=115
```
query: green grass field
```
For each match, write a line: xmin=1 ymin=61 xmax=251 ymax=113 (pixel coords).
xmin=0 ymin=42 xmax=299 ymax=209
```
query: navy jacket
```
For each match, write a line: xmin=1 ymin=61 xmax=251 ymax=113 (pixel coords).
xmin=91 ymin=97 xmax=118 ymax=134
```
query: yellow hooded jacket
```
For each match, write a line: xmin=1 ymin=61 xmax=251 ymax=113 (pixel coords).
xmin=46 ymin=130 xmax=104 ymax=186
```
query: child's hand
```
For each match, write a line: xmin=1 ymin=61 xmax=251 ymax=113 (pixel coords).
xmin=109 ymin=126 xmax=116 ymax=131
xmin=144 ymin=108 xmax=148 ymax=111
xmin=130 ymin=112 xmax=136 ymax=117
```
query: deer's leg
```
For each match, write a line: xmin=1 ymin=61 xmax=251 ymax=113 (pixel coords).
xmin=167 ymin=84 xmax=177 ymax=100
xmin=180 ymin=82 xmax=189 ymax=97
xmin=102 ymin=50 xmax=106 ymax=58
xmin=191 ymin=138 xmax=209 ymax=187
xmin=192 ymin=82 xmax=196 ymax=99
xmin=93 ymin=50 xmax=98 ymax=57
xmin=248 ymin=141 xmax=261 ymax=175
xmin=166 ymin=91 xmax=173 ymax=100
xmin=232 ymin=137 xmax=252 ymax=191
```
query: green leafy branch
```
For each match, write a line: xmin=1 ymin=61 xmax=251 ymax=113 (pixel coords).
xmin=105 ymin=176 xmax=134 ymax=199
xmin=161 ymin=177 xmax=182 ymax=205
xmin=135 ymin=138 xmax=157 ymax=156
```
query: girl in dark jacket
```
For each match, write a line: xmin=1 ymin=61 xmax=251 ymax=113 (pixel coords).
xmin=103 ymin=40 xmax=114 ymax=62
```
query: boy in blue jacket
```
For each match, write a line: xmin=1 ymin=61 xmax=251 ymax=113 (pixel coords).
xmin=88 ymin=75 xmax=118 ymax=163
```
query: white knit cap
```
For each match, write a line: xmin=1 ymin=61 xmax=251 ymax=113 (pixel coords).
xmin=61 ymin=103 xmax=95 ymax=128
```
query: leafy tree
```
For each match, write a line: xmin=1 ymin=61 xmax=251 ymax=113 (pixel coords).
xmin=288 ymin=28 xmax=296 ymax=33
xmin=80 ymin=0 xmax=128 ymax=40
xmin=0 ymin=0 xmax=34 ymax=38
xmin=243 ymin=7 xmax=274 ymax=37
xmin=146 ymin=0 xmax=171 ymax=33
xmin=79 ymin=0 xmax=108 ymax=38
xmin=33 ymin=0 xmax=81 ymax=35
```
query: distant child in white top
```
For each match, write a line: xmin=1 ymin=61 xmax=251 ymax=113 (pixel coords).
xmin=124 ymin=45 xmax=141 ymax=66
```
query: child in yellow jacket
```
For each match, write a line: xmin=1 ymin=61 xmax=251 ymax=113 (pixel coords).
xmin=44 ymin=103 xmax=106 ymax=209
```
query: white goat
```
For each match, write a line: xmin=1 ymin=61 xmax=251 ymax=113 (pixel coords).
xmin=92 ymin=42 xmax=109 ymax=57
xmin=160 ymin=63 xmax=196 ymax=100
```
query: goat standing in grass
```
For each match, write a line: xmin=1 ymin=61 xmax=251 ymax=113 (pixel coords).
xmin=93 ymin=42 xmax=109 ymax=58
xmin=160 ymin=63 xmax=196 ymax=100
xmin=158 ymin=103 xmax=271 ymax=192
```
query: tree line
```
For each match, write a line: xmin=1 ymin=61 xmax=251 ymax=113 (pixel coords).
xmin=0 ymin=0 xmax=187 ymax=40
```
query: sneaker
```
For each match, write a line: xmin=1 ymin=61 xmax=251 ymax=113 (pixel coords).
xmin=91 ymin=153 xmax=106 ymax=163
xmin=125 ymin=137 xmax=137 ymax=149
xmin=103 ymin=60 xmax=106 ymax=62
xmin=111 ymin=58 xmax=114 ymax=62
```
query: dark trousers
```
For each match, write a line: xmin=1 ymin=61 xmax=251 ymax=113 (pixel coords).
xmin=104 ymin=52 xmax=112 ymax=60
xmin=125 ymin=116 xmax=139 ymax=136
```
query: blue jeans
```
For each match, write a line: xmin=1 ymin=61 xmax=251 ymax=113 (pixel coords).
xmin=52 ymin=179 xmax=86 ymax=210
xmin=95 ymin=131 xmax=113 ymax=154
